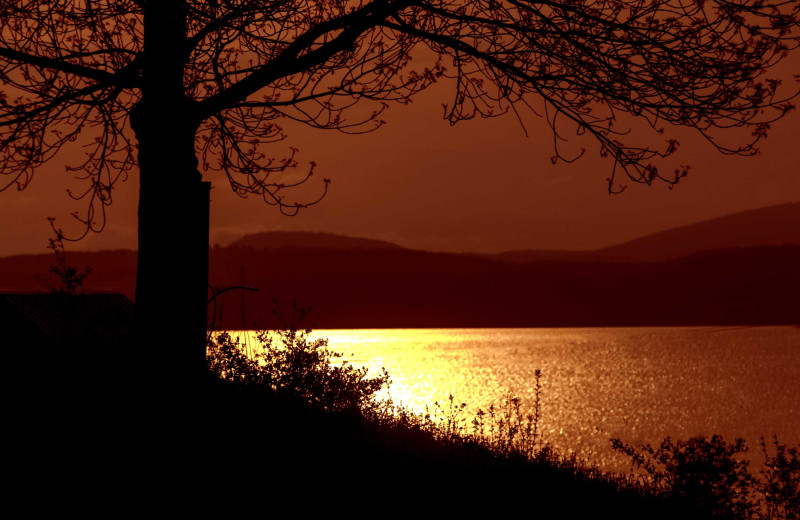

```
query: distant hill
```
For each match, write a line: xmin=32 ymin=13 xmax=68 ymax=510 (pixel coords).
xmin=493 ymin=202 xmax=800 ymax=264
xmin=227 ymin=231 xmax=402 ymax=251
xmin=0 ymin=250 xmax=137 ymax=297
xmin=1 ymin=245 xmax=796 ymax=327
xmin=206 ymin=244 xmax=800 ymax=329
xmin=1 ymin=204 xmax=798 ymax=327
xmin=598 ymin=202 xmax=800 ymax=261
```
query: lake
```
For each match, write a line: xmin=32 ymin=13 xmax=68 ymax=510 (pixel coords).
xmin=230 ymin=326 xmax=800 ymax=472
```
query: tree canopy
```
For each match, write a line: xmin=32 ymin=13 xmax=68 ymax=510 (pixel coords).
xmin=3 ymin=1 xmax=798 ymax=222
xmin=1 ymin=1 xmax=798 ymax=380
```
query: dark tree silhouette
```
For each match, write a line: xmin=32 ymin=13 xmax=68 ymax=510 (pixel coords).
xmin=1 ymin=1 xmax=799 ymax=385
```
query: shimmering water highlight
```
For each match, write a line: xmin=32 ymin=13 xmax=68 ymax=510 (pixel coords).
xmin=233 ymin=326 xmax=799 ymax=471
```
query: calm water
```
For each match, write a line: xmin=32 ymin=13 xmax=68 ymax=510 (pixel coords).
xmin=233 ymin=326 xmax=800 ymax=472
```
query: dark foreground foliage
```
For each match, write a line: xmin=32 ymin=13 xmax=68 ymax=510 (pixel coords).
xmin=10 ymin=318 xmax=794 ymax=516
xmin=612 ymin=435 xmax=800 ymax=520
xmin=205 ymin=328 xmax=781 ymax=518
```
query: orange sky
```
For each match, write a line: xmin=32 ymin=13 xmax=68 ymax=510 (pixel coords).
xmin=2 ymin=57 xmax=799 ymax=257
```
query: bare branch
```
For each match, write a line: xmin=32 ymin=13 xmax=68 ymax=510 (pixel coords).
xmin=2 ymin=0 xmax=799 ymax=229
xmin=0 ymin=46 xmax=138 ymax=87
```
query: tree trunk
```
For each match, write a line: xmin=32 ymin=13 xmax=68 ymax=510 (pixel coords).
xmin=132 ymin=1 xmax=208 ymax=393
xmin=134 ymin=132 xmax=209 ymax=390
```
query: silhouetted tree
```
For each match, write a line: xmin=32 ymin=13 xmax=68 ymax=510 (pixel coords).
xmin=2 ymin=1 xmax=799 ymax=385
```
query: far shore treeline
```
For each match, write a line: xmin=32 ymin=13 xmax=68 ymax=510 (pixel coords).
xmin=1 ymin=204 xmax=798 ymax=330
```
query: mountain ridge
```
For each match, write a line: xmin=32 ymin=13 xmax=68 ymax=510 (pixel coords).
xmin=227 ymin=230 xmax=403 ymax=251
xmin=221 ymin=202 xmax=799 ymax=259
xmin=491 ymin=202 xmax=800 ymax=263
xmin=1 ymin=203 xmax=797 ymax=327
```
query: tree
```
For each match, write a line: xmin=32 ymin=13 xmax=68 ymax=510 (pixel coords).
xmin=2 ymin=1 xmax=798 ymax=385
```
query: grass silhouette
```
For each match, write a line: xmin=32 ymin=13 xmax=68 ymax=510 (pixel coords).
xmin=203 ymin=326 xmax=796 ymax=518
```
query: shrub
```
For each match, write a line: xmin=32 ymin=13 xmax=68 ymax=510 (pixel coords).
xmin=207 ymin=328 xmax=390 ymax=414
xmin=612 ymin=434 xmax=800 ymax=520
xmin=611 ymin=435 xmax=754 ymax=518
xmin=757 ymin=436 xmax=800 ymax=520
xmin=206 ymin=331 xmax=262 ymax=386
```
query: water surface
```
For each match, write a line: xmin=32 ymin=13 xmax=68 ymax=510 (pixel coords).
xmin=234 ymin=326 xmax=799 ymax=471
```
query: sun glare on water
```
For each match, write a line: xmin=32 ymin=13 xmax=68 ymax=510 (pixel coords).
xmin=233 ymin=326 xmax=800 ymax=472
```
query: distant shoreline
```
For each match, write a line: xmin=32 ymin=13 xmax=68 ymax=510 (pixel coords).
xmin=218 ymin=324 xmax=799 ymax=332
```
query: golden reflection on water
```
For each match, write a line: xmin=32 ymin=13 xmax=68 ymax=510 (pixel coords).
xmin=308 ymin=328 xmax=507 ymax=412
xmin=238 ymin=326 xmax=800 ymax=472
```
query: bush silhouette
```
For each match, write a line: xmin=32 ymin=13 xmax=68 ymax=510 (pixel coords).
xmin=612 ymin=435 xmax=800 ymax=520
xmin=207 ymin=329 xmax=389 ymax=414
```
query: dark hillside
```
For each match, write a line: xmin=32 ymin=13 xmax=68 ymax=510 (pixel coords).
xmin=493 ymin=202 xmax=800 ymax=264
xmin=228 ymin=230 xmax=403 ymax=251
xmin=0 ymin=250 xmax=137 ymax=296
xmin=209 ymin=245 xmax=800 ymax=329
xmin=1 ymin=229 xmax=797 ymax=328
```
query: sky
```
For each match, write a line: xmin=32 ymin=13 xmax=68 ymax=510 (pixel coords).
xmin=2 ymin=57 xmax=799 ymax=257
